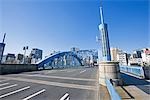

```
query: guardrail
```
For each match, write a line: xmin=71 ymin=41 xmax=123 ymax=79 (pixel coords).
xmin=120 ymin=66 xmax=145 ymax=78
xmin=0 ymin=64 xmax=38 ymax=75
xmin=106 ymin=79 xmax=121 ymax=100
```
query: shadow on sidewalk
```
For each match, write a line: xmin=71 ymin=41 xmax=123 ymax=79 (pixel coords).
xmin=120 ymin=72 xmax=150 ymax=94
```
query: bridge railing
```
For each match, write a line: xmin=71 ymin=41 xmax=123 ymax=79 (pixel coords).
xmin=106 ymin=79 xmax=121 ymax=100
xmin=120 ymin=66 xmax=145 ymax=78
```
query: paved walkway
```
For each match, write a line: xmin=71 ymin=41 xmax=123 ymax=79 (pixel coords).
xmin=99 ymin=85 xmax=110 ymax=100
xmin=115 ymin=72 xmax=150 ymax=100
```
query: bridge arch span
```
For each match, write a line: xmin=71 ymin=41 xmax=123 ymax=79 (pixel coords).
xmin=37 ymin=51 xmax=83 ymax=68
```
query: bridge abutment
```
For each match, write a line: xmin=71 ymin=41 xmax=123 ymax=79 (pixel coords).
xmin=99 ymin=61 xmax=122 ymax=86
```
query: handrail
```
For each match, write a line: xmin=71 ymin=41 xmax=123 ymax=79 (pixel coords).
xmin=106 ymin=79 xmax=121 ymax=100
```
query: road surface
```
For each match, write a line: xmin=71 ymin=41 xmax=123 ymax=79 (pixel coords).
xmin=0 ymin=66 xmax=99 ymax=100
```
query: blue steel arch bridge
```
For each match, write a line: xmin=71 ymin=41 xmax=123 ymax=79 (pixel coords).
xmin=36 ymin=50 xmax=98 ymax=69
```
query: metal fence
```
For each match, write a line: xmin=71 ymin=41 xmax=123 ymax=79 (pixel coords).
xmin=120 ymin=66 xmax=145 ymax=78
xmin=106 ymin=79 xmax=121 ymax=100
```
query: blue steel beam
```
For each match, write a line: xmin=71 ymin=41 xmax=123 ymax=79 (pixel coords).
xmin=37 ymin=51 xmax=83 ymax=67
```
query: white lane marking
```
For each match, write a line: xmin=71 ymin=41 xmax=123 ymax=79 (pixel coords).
xmin=0 ymin=86 xmax=30 ymax=99
xmin=60 ymin=93 xmax=69 ymax=100
xmin=22 ymin=89 xmax=46 ymax=100
xmin=2 ymin=77 xmax=97 ymax=91
xmin=80 ymin=70 xmax=86 ymax=73
xmin=20 ymin=74 xmax=95 ymax=82
xmin=0 ymin=80 xmax=8 ymax=83
xmin=0 ymin=83 xmax=10 ymax=87
xmin=0 ymin=84 xmax=18 ymax=90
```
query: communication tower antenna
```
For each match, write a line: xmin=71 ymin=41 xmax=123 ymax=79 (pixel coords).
xmin=2 ymin=33 xmax=6 ymax=43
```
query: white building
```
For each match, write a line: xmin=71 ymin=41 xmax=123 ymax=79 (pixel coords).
xmin=141 ymin=48 xmax=150 ymax=66
xmin=110 ymin=48 xmax=119 ymax=61
xmin=117 ymin=52 xmax=128 ymax=66
xmin=30 ymin=48 xmax=43 ymax=64
xmin=129 ymin=57 xmax=143 ymax=66
xmin=110 ymin=48 xmax=128 ymax=66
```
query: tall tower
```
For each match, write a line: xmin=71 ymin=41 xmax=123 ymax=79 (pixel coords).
xmin=99 ymin=4 xmax=111 ymax=61
xmin=0 ymin=33 xmax=6 ymax=64
xmin=98 ymin=2 xmax=122 ymax=86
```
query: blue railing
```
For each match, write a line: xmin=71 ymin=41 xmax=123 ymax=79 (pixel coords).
xmin=120 ymin=66 xmax=145 ymax=78
xmin=106 ymin=79 xmax=121 ymax=100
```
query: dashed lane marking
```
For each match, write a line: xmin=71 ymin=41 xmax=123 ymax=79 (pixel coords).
xmin=0 ymin=86 xmax=30 ymax=99
xmin=79 ymin=70 xmax=86 ymax=74
xmin=22 ymin=89 xmax=46 ymax=100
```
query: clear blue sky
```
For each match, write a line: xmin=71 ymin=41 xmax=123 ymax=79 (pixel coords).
xmin=0 ymin=0 xmax=149 ymax=57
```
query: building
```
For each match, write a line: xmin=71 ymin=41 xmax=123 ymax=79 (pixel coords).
xmin=128 ymin=57 xmax=143 ymax=66
xmin=110 ymin=48 xmax=119 ymax=61
xmin=110 ymin=48 xmax=128 ymax=65
xmin=141 ymin=48 xmax=150 ymax=66
xmin=30 ymin=48 xmax=43 ymax=64
xmin=2 ymin=53 xmax=16 ymax=64
xmin=16 ymin=54 xmax=24 ymax=64
xmin=70 ymin=47 xmax=80 ymax=52
xmin=133 ymin=50 xmax=142 ymax=58
xmin=128 ymin=50 xmax=143 ymax=66
xmin=76 ymin=49 xmax=98 ymax=66
xmin=117 ymin=51 xmax=128 ymax=66
xmin=0 ymin=43 xmax=5 ymax=63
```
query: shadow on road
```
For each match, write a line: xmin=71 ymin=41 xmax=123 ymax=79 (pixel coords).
xmin=120 ymin=73 xmax=150 ymax=94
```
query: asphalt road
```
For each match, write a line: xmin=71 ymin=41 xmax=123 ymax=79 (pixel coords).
xmin=0 ymin=66 xmax=99 ymax=100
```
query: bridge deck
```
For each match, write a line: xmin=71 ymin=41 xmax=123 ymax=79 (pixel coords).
xmin=99 ymin=85 xmax=110 ymax=100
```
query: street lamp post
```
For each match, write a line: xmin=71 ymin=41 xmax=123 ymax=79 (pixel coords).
xmin=23 ymin=46 xmax=28 ymax=64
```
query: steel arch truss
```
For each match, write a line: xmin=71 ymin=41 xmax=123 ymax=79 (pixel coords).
xmin=37 ymin=51 xmax=83 ymax=68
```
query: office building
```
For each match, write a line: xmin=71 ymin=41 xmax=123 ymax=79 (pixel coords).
xmin=16 ymin=53 xmax=24 ymax=64
xmin=110 ymin=48 xmax=128 ymax=65
xmin=70 ymin=47 xmax=80 ymax=52
xmin=141 ymin=48 xmax=150 ymax=66
xmin=2 ymin=53 xmax=16 ymax=64
xmin=30 ymin=48 xmax=43 ymax=64
xmin=110 ymin=48 xmax=119 ymax=61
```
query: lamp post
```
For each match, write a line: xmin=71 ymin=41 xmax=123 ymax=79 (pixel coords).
xmin=23 ymin=46 xmax=28 ymax=64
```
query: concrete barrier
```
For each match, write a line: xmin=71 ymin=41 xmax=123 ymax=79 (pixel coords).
xmin=0 ymin=64 xmax=38 ymax=75
xmin=143 ymin=67 xmax=150 ymax=79
xmin=120 ymin=66 xmax=145 ymax=78
xmin=99 ymin=61 xmax=122 ymax=86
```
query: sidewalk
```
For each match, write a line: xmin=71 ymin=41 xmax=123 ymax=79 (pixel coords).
xmin=115 ymin=72 xmax=150 ymax=100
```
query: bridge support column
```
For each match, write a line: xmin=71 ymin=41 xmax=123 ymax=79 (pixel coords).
xmin=99 ymin=61 xmax=122 ymax=86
